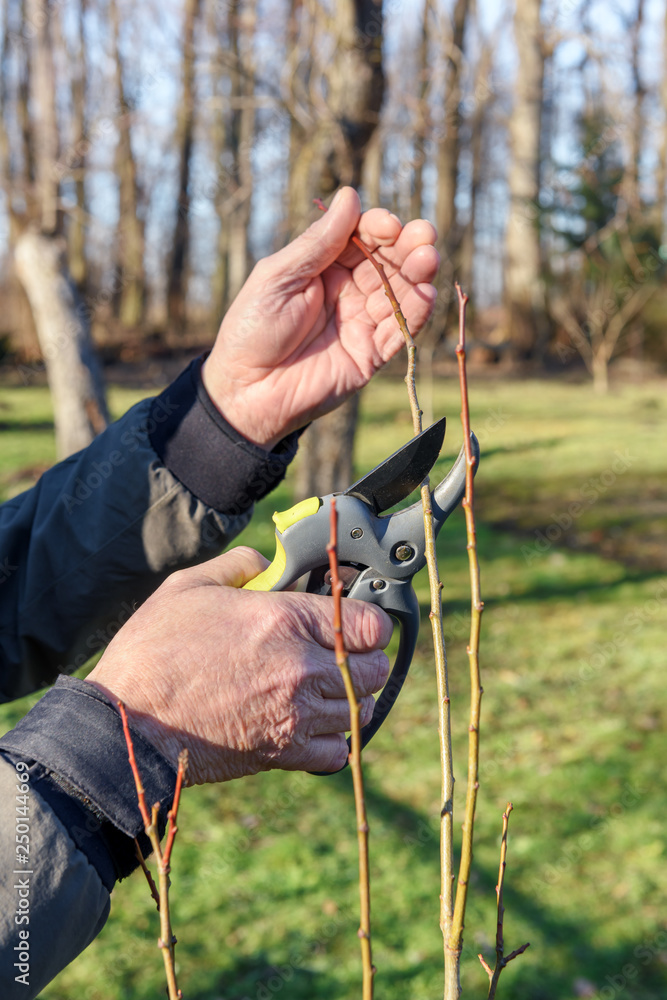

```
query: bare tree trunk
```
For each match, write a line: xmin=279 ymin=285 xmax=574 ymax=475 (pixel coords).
xmin=435 ymin=0 xmax=468 ymax=266
xmin=290 ymin=0 xmax=384 ymax=498
xmin=361 ymin=126 xmax=382 ymax=206
xmin=110 ymin=0 xmax=146 ymax=327
xmin=15 ymin=233 xmax=109 ymax=457
xmin=624 ymin=0 xmax=645 ymax=217
xmin=167 ymin=0 xmax=202 ymax=331
xmin=59 ymin=0 xmax=87 ymax=290
xmin=27 ymin=0 xmax=59 ymax=234
xmin=226 ymin=0 xmax=256 ymax=301
xmin=288 ymin=0 xmax=384 ymax=231
xmin=656 ymin=1 xmax=667 ymax=241
xmin=418 ymin=0 xmax=469 ymax=425
xmin=503 ymin=0 xmax=546 ymax=359
xmin=459 ymin=44 xmax=493 ymax=294
xmin=0 ymin=4 xmax=18 ymax=239
xmin=592 ymin=352 xmax=609 ymax=395
xmin=411 ymin=0 xmax=431 ymax=219
xmin=14 ymin=0 xmax=108 ymax=455
xmin=16 ymin=0 xmax=38 ymax=225
xmin=207 ymin=0 xmax=230 ymax=316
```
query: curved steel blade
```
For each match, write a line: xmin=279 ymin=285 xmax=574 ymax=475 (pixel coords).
xmin=344 ymin=416 xmax=447 ymax=514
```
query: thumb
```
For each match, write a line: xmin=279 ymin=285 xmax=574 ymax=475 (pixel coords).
xmin=269 ymin=187 xmax=361 ymax=279
xmin=191 ymin=546 xmax=271 ymax=589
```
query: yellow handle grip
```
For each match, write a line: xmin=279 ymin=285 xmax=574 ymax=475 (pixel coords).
xmin=242 ymin=496 xmax=322 ymax=592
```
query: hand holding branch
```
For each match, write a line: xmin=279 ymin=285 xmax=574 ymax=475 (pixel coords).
xmin=87 ymin=546 xmax=393 ymax=782
xmin=202 ymin=186 xmax=439 ymax=450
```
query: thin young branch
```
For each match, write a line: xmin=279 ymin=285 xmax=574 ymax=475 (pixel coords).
xmin=316 ymin=194 xmax=455 ymax=995
xmin=355 ymin=225 xmax=457 ymax=990
xmin=420 ymin=467 xmax=457 ymax=993
xmin=118 ymin=701 xmax=185 ymax=1000
xmin=163 ymin=750 xmax=188 ymax=868
xmin=478 ymin=803 xmax=530 ymax=999
xmin=314 ymin=197 xmax=421 ymax=432
xmin=327 ymin=497 xmax=375 ymax=1000
xmin=134 ymin=839 xmax=160 ymax=910
xmin=449 ymin=285 xmax=484 ymax=972
xmin=154 ymin=800 xmax=181 ymax=1000
xmin=119 ymin=699 xmax=151 ymax=829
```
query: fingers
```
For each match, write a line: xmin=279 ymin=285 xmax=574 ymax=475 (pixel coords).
xmin=278 ymin=692 xmax=376 ymax=774
xmin=313 ymin=649 xmax=390 ymax=700
xmin=352 ymin=231 xmax=440 ymax=302
xmin=265 ymin=186 xmax=362 ymax=282
xmin=373 ymin=282 xmax=439 ymax=359
xmin=291 ymin=592 xmax=394 ymax=652
xmin=308 ymin=692 xmax=377 ymax=735
xmin=289 ymin=733 xmax=349 ymax=773
xmin=334 ymin=207 xmax=403 ymax=267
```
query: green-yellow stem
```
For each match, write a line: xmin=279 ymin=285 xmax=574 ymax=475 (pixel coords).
xmin=448 ymin=286 xmax=483 ymax=983
xmin=328 ymin=498 xmax=375 ymax=1000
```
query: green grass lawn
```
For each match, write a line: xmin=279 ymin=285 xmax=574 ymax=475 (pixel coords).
xmin=1 ymin=371 xmax=666 ymax=999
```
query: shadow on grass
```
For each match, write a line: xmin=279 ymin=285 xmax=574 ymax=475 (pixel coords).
xmin=0 ymin=419 xmax=55 ymax=432
xmin=182 ymin=761 xmax=667 ymax=1000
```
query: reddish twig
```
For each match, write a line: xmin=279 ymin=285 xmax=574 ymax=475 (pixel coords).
xmin=327 ymin=497 xmax=375 ymax=1000
xmin=478 ymin=803 xmax=530 ymax=998
xmin=119 ymin=699 xmax=151 ymax=829
xmin=118 ymin=701 xmax=186 ymax=1000
xmin=163 ymin=750 xmax=188 ymax=868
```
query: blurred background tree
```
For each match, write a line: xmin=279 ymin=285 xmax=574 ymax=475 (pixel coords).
xmin=0 ymin=0 xmax=666 ymax=458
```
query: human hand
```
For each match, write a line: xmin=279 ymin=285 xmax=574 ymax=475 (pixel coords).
xmin=202 ymin=187 xmax=439 ymax=450
xmin=86 ymin=547 xmax=393 ymax=784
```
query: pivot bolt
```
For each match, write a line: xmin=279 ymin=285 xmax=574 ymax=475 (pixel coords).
xmin=395 ymin=544 xmax=414 ymax=561
xmin=350 ymin=527 xmax=363 ymax=539
xmin=371 ymin=579 xmax=386 ymax=591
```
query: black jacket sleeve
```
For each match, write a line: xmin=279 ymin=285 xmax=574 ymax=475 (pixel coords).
xmin=0 ymin=356 xmax=302 ymax=998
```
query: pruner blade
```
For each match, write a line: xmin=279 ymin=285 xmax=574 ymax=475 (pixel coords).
xmin=344 ymin=416 xmax=447 ymax=515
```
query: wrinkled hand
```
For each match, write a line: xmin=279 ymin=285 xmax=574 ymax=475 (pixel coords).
xmin=202 ymin=187 xmax=439 ymax=450
xmin=86 ymin=547 xmax=392 ymax=784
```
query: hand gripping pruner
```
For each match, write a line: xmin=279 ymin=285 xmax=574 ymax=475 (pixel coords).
xmin=244 ymin=417 xmax=480 ymax=773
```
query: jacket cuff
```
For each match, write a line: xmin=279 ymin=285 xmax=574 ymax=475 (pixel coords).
xmin=0 ymin=677 xmax=176 ymax=884
xmin=148 ymin=356 xmax=300 ymax=514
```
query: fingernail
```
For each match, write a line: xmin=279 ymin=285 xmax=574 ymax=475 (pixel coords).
xmin=330 ymin=189 xmax=343 ymax=210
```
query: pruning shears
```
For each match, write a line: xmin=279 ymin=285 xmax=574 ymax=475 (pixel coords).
xmin=244 ymin=418 xmax=480 ymax=773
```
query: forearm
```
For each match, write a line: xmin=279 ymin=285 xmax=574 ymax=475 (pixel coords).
xmin=0 ymin=677 xmax=178 ymax=998
xmin=0 ymin=357 xmax=299 ymax=702
xmin=0 ymin=753 xmax=110 ymax=1000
